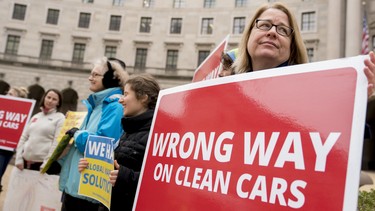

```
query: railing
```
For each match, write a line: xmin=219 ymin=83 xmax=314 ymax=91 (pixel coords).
xmin=0 ymin=53 xmax=195 ymax=78
xmin=0 ymin=53 xmax=92 ymax=71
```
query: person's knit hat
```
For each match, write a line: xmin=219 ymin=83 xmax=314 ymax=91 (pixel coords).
xmin=226 ymin=48 xmax=238 ymax=62
xmin=102 ymin=57 xmax=129 ymax=89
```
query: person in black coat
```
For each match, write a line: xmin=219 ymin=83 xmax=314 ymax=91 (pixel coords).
xmin=79 ymin=73 xmax=160 ymax=211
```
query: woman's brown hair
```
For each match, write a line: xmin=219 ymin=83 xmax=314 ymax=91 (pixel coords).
xmin=234 ymin=2 xmax=308 ymax=73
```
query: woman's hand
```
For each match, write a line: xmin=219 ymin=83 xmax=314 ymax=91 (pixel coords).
xmin=109 ymin=160 xmax=120 ymax=186
xmin=364 ymin=51 xmax=375 ymax=98
xmin=78 ymin=158 xmax=89 ymax=172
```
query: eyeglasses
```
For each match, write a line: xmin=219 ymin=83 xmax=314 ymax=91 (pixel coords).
xmin=255 ymin=19 xmax=294 ymax=37
xmin=90 ymin=72 xmax=103 ymax=78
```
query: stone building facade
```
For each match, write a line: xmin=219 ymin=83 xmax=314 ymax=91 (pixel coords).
xmin=0 ymin=0 xmax=373 ymax=110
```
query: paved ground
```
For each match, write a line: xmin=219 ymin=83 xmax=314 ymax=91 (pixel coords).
xmin=0 ymin=164 xmax=374 ymax=210
xmin=360 ymin=171 xmax=375 ymax=192
xmin=0 ymin=164 xmax=13 ymax=209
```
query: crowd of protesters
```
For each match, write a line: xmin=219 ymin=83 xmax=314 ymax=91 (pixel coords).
xmin=0 ymin=2 xmax=375 ymax=211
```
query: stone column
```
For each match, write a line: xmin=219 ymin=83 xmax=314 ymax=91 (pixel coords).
xmin=327 ymin=0 xmax=344 ymax=59
xmin=345 ymin=0 xmax=362 ymax=57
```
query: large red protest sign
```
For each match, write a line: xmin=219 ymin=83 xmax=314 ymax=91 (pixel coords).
xmin=135 ymin=56 xmax=367 ymax=211
xmin=0 ymin=96 xmax=35 ymax=151
xmin=192 ymin=35 xmax=229 ymax=82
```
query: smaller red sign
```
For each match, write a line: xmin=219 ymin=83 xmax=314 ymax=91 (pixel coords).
xmin=0 ymin=96 xmax=35 ymax=151
xmin=192 ymin=35 xmax=229 ymax=82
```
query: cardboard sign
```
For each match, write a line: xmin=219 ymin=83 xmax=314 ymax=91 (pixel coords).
xmin=56 ymin=111 xmax=87 ymax=142
xmin=134 ymin=56 xmax=367 ymax=211
xmin=0 ymin=96 xmax=35 ymax=151
xmin=78 ymin=135 xmax=114 ymax=210
xmin=192 ymin=35 xmax=229 ymax=82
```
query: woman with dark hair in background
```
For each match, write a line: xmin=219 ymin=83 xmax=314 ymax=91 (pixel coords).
xmin=15 ymin=89 xmax=65 ymax=171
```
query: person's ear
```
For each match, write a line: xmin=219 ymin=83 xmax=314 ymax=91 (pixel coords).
xmin=141 ymin=94 xmax=149 ymax=105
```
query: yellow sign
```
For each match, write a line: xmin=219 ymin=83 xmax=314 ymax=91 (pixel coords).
xmin=78 ymin=135 xmax=114 ymax=210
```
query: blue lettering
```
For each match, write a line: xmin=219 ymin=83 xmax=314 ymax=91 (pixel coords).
xmin=82 ymin=173 xmax=89 ymax=184
xmin=89 ymin=174 xmax=96 ymax=185
xmin=85 ymin=174 xmax=112 ymax=193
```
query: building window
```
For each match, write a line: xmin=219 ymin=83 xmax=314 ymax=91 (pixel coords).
xmin=46 ymin=9 xmax=60 ymax=25
xmin=40 ymin=40 xmax=54 ymax=59
xmin=5 ymin=35 xmax=20 ymax=55
xmin=301 ymin=11 xmax=316 ymax=32
xmin=166 ymin=50 xmax=178 ymax=70
xmin=82 ymin=0 xmax=94 ymax=3
xmin=105 ymin=46 xmax=117 ymax=58
xmin=12 ymin=4 xmax=27 ymax=20
xmin=135 ymin=48 xmax=148 ymax=70
xmin=201 ymin=18 xmax=213 ymax=35
xmin=170 ymin=18 xmax=182 ymax=34
xmin=235 ymin=0 xmax=246 ymax=7
xmin=113 ymin=0 xmax=124 ymax=6
xmin=233 ymin=17 xmax=245 ymax=34
xmin=143 ymin=0 xmax=155 ymax=8
xmin=197 ymin=50 xmax=210 ymax=66
xmin=173 ymin=0 xmax=185 ymax=8
xmin=109 ymin=15 xmax=121 ymax=31
xmin=140 ymin=17 xmax=152 ymax=33
xmin=72 ymin=43 xmax=85 ymax=63
xmin=78 ymin=12 xmax=91 ymax=28
xmin=306 ymin=48 xmax=314 ymax=62
xmin=203 ymin=0 xmax=215 ymax=8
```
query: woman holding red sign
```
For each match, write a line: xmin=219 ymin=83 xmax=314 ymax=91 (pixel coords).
xmin=233 ymin=3 xmax=307 ymax=74
xmin=0 ymin=87 xmax=29 ymax=192
xmin=233 ymin=2 xmax=375 ymax=187
xmin=233 ymin=2 xmax=375 ymax=96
